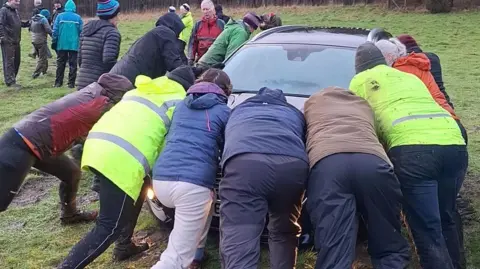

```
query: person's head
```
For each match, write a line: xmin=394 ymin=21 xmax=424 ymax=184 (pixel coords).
xmin=243 ymin=12 xmax=261 ymax=33
xmin=215 ymin=4 xmax=223 ymax=14
xmin=195 ymin=68 xmax=232 ymax=96
xmin=355 ymin=42 xmax=387 ymax=74
xmin=179 ymin=3 xmax=190 ymax=15
xmin=201 ymin=0 xmax=215 ymax=19
xmin=167 ymin=66 xmax=196 ymax=91
xmin=64 ymin=0 xmax=76 ymax=13
xmin=34 ymin=0 xmax=42 ymax=7
xmin=155 ymin=12 xmax=185 ymax=37
xmin=397 ymin=34 xmax=422 ymax=53
xmin=97 ymin=0 xmax=120 ymax=25
xmin=168 ymin=6 xmax=176 ymax=13
xmin=54 ymin=0 xmax=62 ymax=9
xmin=375 ymin=38 xmax=407 ymax=67
xmin=7 ymin=0 xmax=21 ymax=9
xmin=97 ymin=73 xmax=133 ymax=103
xmin=39 ymin=9 xmax=50 ymax=19
xmin=259 ymin=12 xmax=282 ymax=30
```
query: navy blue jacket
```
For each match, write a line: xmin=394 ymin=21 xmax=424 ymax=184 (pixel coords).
xmin=153 ymin=82 xmax=230 ymax=189
xmin=221 ymin=87 xmax=308 ymax=168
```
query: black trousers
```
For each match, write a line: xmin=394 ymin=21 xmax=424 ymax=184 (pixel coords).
xmin=306 ymin=153 xmax=410 ymax=269
xmin=58 ymin=171 xmax=149 ymax=269
xmin=0 ymin=128 xmax=81 ymax=213
xmin=1 ymin=42 xmax=21 ymax=86
xmin=55 ymin=50 xmax=78 ymax=87
xmin=219 ymin=153 xmax=309 ymax=269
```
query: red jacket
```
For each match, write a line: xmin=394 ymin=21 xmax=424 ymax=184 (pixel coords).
xmin=188 ymin=16 xmax=224 ymax=61
xmin=393 ymin=53 xmax=458 ymax=120
xmin=13 ymin=73 xmax=132 ymax=159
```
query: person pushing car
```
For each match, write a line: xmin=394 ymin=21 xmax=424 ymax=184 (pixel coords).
xmin=0 ymin=73 xmax=133 ymax=223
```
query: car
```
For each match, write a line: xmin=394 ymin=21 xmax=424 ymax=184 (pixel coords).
xmin=146 ymin=25 xmax=392 ymax=246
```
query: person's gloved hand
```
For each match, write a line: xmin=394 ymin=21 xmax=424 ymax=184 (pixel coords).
xmin=191 ymin=66 xmax=206 ymax=78
xmin=51 ymin=42 xmax=57 ymax=51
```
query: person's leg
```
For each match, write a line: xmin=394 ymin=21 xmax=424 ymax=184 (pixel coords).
xmin=306 ymin=154 xmax=358 ymax=269
xmin=39 ymin=42 xmax=49 ymax=75
xmin=57 ymin=172 xmax=137 ymax=268
xmin=151 ymin=181 xmax=213 ymax=269
xmin=438 ymin=146 xmax=468 ymax=269
xmin=219 ymin=154 xmax=269 ymax=269
xmin=1 ymin=42 xmax=17 ymax=86
xmin=389 ymin=146 xmax=454 ymax=269
xmin=29 ymin=43 xmax=37 ymax=59
xmin=0 ymin=129 xmax=37 ymax=211
xmin=14 ymin=43 xmax=20 ymax=78
xmin=67 ymin=51 xmax=78 ymax=88
xmin=32 ymin=43 xmax=47 ymax=78
xmin=192 ymin=202 xmax=214 ymax=264
xmin=112 ymin=179 xmax=150 ymax=261
xmin=33 ymin=154 xmax=97 ymax=224
xmin=352 ymin=153 xmax=410 ymax=269
xmin=55 ymin=50 xmax=67 ymax=86
xmin=266 ymin=155 xmax=308 ymax=269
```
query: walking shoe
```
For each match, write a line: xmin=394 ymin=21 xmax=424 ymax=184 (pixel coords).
xmin=112 ymin=242 xmax=149 ymax=261
xmin=60 ymin=210 xmax=98 ymax=225
xmin=53 ymin=83 xmax=62 ymax=88
xmin=8 ymin=83 xmax=22 ymax=90
xmin=188 ymin=251 xmax=209 ymax=269
xmin=67 ymin=83 xmax=75 ymax=89
xmin=32 ymin=73 xmax=40 ymax=79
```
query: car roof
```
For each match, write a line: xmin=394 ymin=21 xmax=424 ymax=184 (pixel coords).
xmin=248 ymin=26 xmax=380 ymax=48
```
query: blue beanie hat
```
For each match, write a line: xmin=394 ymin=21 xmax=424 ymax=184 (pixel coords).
xmin=40 ymin=9 xmax=50 ymax=19
xmin=97 ymin=0 xmax=120 ymax=19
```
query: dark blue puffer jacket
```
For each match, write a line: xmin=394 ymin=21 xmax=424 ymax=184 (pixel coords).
xmin=153 ymin=82 xmax=230 ymax=189
xmin=221 ymin=87 xmax=308 ymax=168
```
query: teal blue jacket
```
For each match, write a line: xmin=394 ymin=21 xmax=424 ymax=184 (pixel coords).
xmin=52 ymin=0 xmax=82 ymax=51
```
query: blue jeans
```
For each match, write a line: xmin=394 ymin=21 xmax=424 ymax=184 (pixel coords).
xmin=389 ymin=145 xmax=468 ymax=269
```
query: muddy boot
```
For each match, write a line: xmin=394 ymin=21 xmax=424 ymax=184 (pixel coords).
xmin=112 ymin=241 xmax=149 ymax=261
xmin=60 ymin=201 xmax=98 ymax=225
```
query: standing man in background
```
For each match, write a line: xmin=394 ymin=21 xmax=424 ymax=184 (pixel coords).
xmin=215 ymin=4 xmax=230 ymax=23
xmin=52 ymin=0 xmax=83 ymax=88
xmin=51 ymin=0 xmax=64 ymax=27
xmin=178 ymin=3 xmax=192 ymax=54
xmin=76 ymin=0 xmax=121 ymax=90
xmin=30 ymin=9 xmax=52 ymax=79
xmin=0 ymin=0 xmax=29 ymax=89
xmin=187 ymin=0 xmax=224 ymax=65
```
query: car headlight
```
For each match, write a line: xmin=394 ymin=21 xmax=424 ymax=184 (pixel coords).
xmin=147 ymin=188 xmax=155 ymax=200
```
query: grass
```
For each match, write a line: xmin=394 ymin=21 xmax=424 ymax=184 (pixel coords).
xmin=0 ymin=4 xmax=479 ymax=269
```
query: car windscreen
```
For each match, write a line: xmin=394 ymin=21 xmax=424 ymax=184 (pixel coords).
xmin=223 ymin=44 xmax=356 ymax=96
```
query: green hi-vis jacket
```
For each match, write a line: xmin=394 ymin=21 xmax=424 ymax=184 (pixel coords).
xmin=349 ymin=65 xmax=465 ymax=150
xmin=82 ymin=75 xmax=186 ymax=201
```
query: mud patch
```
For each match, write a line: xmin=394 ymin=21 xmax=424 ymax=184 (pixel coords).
xmin=76 ymin=191 xmax=99 ymax=207
xmin=10 ymin=174 xmax=57 ymax=208
xmin=121 ymin=228 xmax=170 ymax=266
xmin=459 ymin=171 xmax=479 ymax=226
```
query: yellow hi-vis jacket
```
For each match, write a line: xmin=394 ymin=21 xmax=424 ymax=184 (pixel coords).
xmin=81 ymin=75 xmax=187 ymax=201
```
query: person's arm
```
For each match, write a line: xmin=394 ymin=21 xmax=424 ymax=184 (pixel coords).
xmin=78 ymin=32 xmax=83 ymax=67
xmin=187 ymin=21 xmax=199 ymax=63
xmin=52 ymin=15 xmax=60 ymax=43
xmin=162 ymin=36 xmax=183 ymax=72
xmin=78 ymin=17 xmax=83 ymax=35
xmin=102 ymin=30 xmax=121 ymax=71
xmin=225 ymin=29 xmax=248 ymax=59
xmin=43 ymin=18 xmax=52 ymax=36
xmin=0 ymin=8 xmax=6 ymax=41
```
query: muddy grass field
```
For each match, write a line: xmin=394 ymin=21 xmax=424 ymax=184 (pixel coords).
xmin=0 ymin=5 xmax=479 ymax=269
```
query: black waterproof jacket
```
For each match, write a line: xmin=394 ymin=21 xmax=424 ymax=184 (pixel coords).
xmin=76 ymin=19 xmax=121 ymax=90
xmin=0 ymin=3 xmax=26 ymax=44
xmin=109 ymin=13 xmax=185 ymax=84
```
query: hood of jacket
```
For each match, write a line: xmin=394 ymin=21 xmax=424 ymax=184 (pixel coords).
xmin=185 ymin=82 xmax=227 ymax=109
xmin=257 ymin=87 xmax=287 ymax=102
xmin=64 ymin=0 xmax=76 ymax=13
xmin=83 ymin=19 xmax=115 ymax=37
xmin=97 ymin=73 xmax=133 ymax=103
xmin=394 ymin=52 xmax=431 ymax=72
xmin=135 ymin=75 xmax=186 ymax=95
xmin=225 ymin=19 xmax=248 ymax=32
xmin=3 ymin=2 xmax=17 ymax=10
xmin=155 ymin=12 xmax=185 ymax=37
xmin=32 ymin=14 xmax=46 ymax=22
